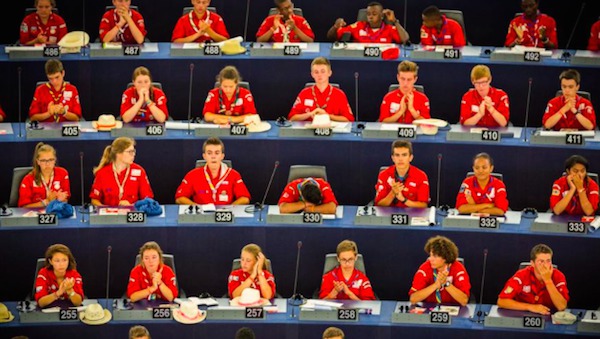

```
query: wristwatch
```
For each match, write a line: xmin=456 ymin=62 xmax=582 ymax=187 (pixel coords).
xmin=444 ymin=281 xmax=451 ymax=288
xmin=401 ymin=197 xmax=408 ymax=204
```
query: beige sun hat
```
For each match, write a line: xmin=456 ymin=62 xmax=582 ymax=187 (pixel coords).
xmin=412 ymin=118 xmax=448 ymax=135
xmin=92 ymin=114 xmax=123 ymax=131
xmin=0 ymin=303 xmax=15 ymax=323
xmin=173 ymin=301 xmax=206 ymax=324
xmin=221 ymin=38 xmax=246 ymax=55
xmin=230 ymin=288 xmax=270 ymax=307
xmin=58 ymin=31 xmax=90 ymax=53
xmin=79 ymin=303 xmax=112 ymax=325
xmin=244 ymin=115 xmax=272 ymax=133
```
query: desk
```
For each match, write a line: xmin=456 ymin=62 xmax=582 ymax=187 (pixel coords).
xmin=1 ymin=43 xmax=599 ymax=129
xmin=0 ymin=300 xmax=597 ymax=338
xmin=1 ymin=205 xmax=599 ymax=311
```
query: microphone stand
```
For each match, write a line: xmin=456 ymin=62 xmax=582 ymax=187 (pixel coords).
xmin=523 ymin=78 xmax=533 ymax=142
xmin=257 ymin=161 xmax=279 ymax=222
xmin=187 ymin=63 xmax=195 ymax=135
xmin=243 ymin=0 xmax=251 ymax=42
xmin=79 ymin=152 xmax=86 ymax=222
xmin=18 ymin=66 xmax=22 ymax=138
xmin=353 ymin=72 xmax=364 ymax=135
xmin=475 ymin=248 xmax=488 ymax=323
xmin=435 ymin=153 xmax=442 ymax=209
xmin=105 ymin=245 xmax=112 ymax=309
xmin=289 ymin=241 xmax=305 ymax=317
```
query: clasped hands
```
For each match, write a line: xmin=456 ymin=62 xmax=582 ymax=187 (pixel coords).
xmin=148 ymin=271 xmax=163 ymax=294
xmin=46 ymin=190 xmax=69 ymax=203
xmin=391 ymin=181 xmax=406 ymax=201
xmin=56 ymin=277 xmax=75 ymax=296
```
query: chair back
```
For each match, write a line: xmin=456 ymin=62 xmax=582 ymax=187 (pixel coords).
xmin=183 ymin=6 xmax=217 ymax=15
xmin=287 ymin=165 xmax=328 ymax=183
xmin=388 ymin=84 xmax=425 ymax=94
xmin=29 ymin=258 xmax=47 ymax=300
xmin=304 ymin=82 xmax=340 ymax=89
xmin=466 ymin=171 xmax=504 ymax=182
xmin=440 ymin=9 xmax=467 ymax=43
xmin=195 ymin=159 xmax=233 ymax=168
xmin=10 ymin=167 xmax=33 ymax=207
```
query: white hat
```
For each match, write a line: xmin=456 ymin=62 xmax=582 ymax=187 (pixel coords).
xmin=79 ymin=303 xmax=112 ymax=325
xmin=221 ymin=39 xmax=246 ymax=55
xmin=306 ymin=114 xmax=332 ymax=129
xmin=412 ymin=118 xmax=448 ymax=135
xmin=244 ymin=115 xmax=272 ymax=133
xmin=92 ymin=114 xmax=123 ymax=131
xmin=58 ymin=31 xmax=90 ymax=48
xmin=0 ymin=303 xmax=14 ymax=323
xmin=552 ymin=311 xmax=577 ymax=325
xmin=173 ymin=301 xmax=206 ymax=324
xmin=230 ymin=288 xmax=269 ymax=307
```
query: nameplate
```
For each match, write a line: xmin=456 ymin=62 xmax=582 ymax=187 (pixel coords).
xmin=203 ymin=44 xmax=221 ymax=56
xmin=363 ymin=46 xmax=381 ymax=58
xmin=443 ymin=48 xmax=461 ymax=59
xmin=178 ymin=210 xmax=236 ymax=224
xmin=523 ymin=51 xmax=541 ymax=62
xmin=337 ymin=308 xmax=359 ymax=321
xmin=206 ymin=307 xmax=247 ymax=320
xmin=38 ymin=213 xmax=57 ymax=225
xmin=146 ymin=124 xmax=164 ymax=136
xmin=481 ymin=130 xmax=500 ymax=142
xmin=283 ymin=45 xmax=301 ymax=56
xmin=43 ymin=45 xmax=61 ymax=58
xmin=112 ymin=125 xmax=166 ymax=138
xmin=299 ymin=308 xmax=354 ymax=322
xmin=479 ymin=216 xmax=498 ymax=229
xmin=530 ymin=131 xmax=587 ymax=146
xmin=314 ymin=128 xmax=332 ymax=137
xmin=113 ymin=307 xmax=172 ymax=321
xmin=531 ymin=219 xmax=588 ymax=234
xmin=567 ymin=221 xmax=587 ymax=234
xmin=126 ymin=211 xmax=146 ymax=223
xmin=19 ymin=309 xmax=79 ymax=323
xmin=215 ymin=210 xmax=234 ymax=223
xmin=61 ymin=125 xmax=80 ymax=137
xmin=566 ymin=134 xmax=584 ymax=145
xmin=230 ymin=124 xmax=248 ymax=136
xmin=397 ymin=126 xmax=416 ymax=139
xmin=123 ymin=45 xmax=141 ymax=56
xmin=391 ymin=213 xmax=409 ymax=225
xmin=430 ymin=311 xmax=451 ymax=324
xmin=59 ymin=309 xmax=78 ymax=321
xmin=245 ymin=307 xmax=265 ymax=319
xmin=152 ymin=307 xmax=172 ymax=319
xmin=303 ymin=212 xmax=322 ymax=224
xmin=90 ymin=212 xmax=146 ymax=225
xmin=577 ymin=311 xmax=600 ymax=333
xmin=484 ymin=311 xmax=546 ymax=330
xmin=523 ymin=315 xmax=543 ymax=328
xmin=443 ymin=216 xmax=500 ymax=230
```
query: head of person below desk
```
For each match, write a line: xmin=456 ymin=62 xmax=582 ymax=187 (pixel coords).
xmin=127 ymin=241 xmax=178 ymax=302
xmin=550 ymin=154 xmax=599 ymax=216
xmin=455 ymin=152 xmax=509 ymax=216
xmin=319 ymin=240 xmax=376 ymax=301
xmin=35 ymin=243 xmax=84 ymax=308
xmin=174 ymin=137 xmax=251 ymax=206
xmin=278 ymin=177 xmax=338 ymax=214
xmin=90 ymin=137 xmax=154 ymax=207
xmin=228 ymin=243 xmax=276 ymax=300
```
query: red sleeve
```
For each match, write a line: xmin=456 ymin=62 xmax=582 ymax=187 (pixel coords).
xmin=175 ymin=170 xmax=196 ymax=200
xmin=504 ymin=18 xmax=518 ymax=47
xmin=498 ymin=272 xmax=523 ymax=299
xmin=451 ymin=263 xmax=471 ymax=298
xmin=495 ymin=89 xmax=510 ymax=122
xmin=553 ymin=270 xmax=569 ymax=302
xmin=298 ymin=17 xmax=315 ymax=39
xmin=34 ymin=268 xmax=50 ymax=301
xmin=132 ymin=11 xmax=147 ymax=38
xmin=211 ymin=14 xmax=230 ymax=39
xmin=70 ymin=270 xmax=85 ymax=298
xmin=67 ymin=86 xmax=82 ymax=118
xmin=320 ymin=181 xmax=339 ymax=206
xmin=416 ymin=93 xmax=431 ymax=119
xmin=227 ymin=270 xmax=243 ymax=298
xmin=89 ymin=168 xmax=106 ymax=202
xmin=171 ymin=16 xmax=187 ymax=41
xmin=264 ymin=271 xmax=277 ymax=298
xmin=57 ymin=16 xmax=68 ymax=42
xmin=256 ymin=16 xmax=273 ymax=38
xmin=541 ymin=97 xmax=560 ymax=127
xmin=120 ymin=88 xmax=134 ymax=117
xmin=580 ymin=100 xmax=596 ymax=129
xmin=98 ymin=11 xmax=112 ymax=42
xmin=419 ymin=26 xmax=433 ymax=46
xmin=452 ymin=21 xmax=466 ymax=47
xmin=319 ymin=271 xmax=335 ymax=299
xmin=549 ymin=178 xmax=563 ymax=210
xmin=19 ymin=16 xmax=32 ymax=45
xmin=455 ymin=179 xmax=469 ymax=209
xmin=18 ymin=173 xmax=35 ymax=207
xmin=357 ymin=273 xmax=376 ymax=300
xmin=161 ymin=265 xmax=179 ymax=299
xmin=58 ymin=167 xmax=72 ymax=200
xmin=241 ymin=90 xmax=257 ymax=114
xmin=333 ymin=89 xmax=355 ymax=121
xmin=588 ymin=22 xmax=600 ymax=51
xmin=336 ymin=24 xmax=353 ymax=40
xmin=29 ymin=86 xmax=45 ymax=118
xmin=416 ymin=176 xmax=430 ymax=203
xmin=374 ymin=169 xmax=392 ymax=204
xmin=278 ymin=182 xmax=298 ymax=205
xmin=588 ymin=179 xmax=600 ymax=212
xmin=154 ymin=88 xmax=169 ymax=119
xmin=379 ymin=91 xmax=393 ymax=122
xmin=232 ymin=171 xmax=251 ymax=200
xmin=546 ymin=17 xmax=558 ymax=48
xmin=202 ymin=89 xmax=219 ymax=116
xmin=0 ymin=105 xmax=5 ymax=119
xmin=138 ymin=166 xmax=154 ymax=200
xmin=494 ymin=182 xmax=509 ymax=213
xmin=288 ymin=90 xmax=308 ymax=120
xmin=459 ymin=91 xmax=473 ymax=124
xmin=126 ymin=266 xmax=142 ymax=298
xmin=409 ymin=263 xmax=429 ymax=296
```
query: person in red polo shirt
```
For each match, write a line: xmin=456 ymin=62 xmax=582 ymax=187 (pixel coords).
xmin=375 ymin=140 xmax=429 ymax=208
xmin=505 ymin=0 xmax=557 ymax=49
xmin=550 ymin=155 xmax=599 ymax=216
xmin=278 ymin=176 xmax=338 ymax=214
xmin=326 ymin=1 xmax=409 ymax=43
xmin=120 ymin=66 xmax=168 ymax=123
xmin=542 ymin=69 xmax=595 ymax=131
xmin=99 ymin=0 xmax=146 ymax=44
xmin=409 ymin=236 xmax=471 ymax=306
xmin=420 ymin=5 xmax=465 ymax=47
xmin=203 ymin=66 xmax=258 ymax=125
xmin=35 ymin=244 xmax=84 ymax=308
xmin=289 ymin=57 xmax=354 ymax=122
xmin=256 ymin=0 xmax=314 ymax=43
xmin=320 ymin=240 xmax=376 ymax=300
xmin=228 ymin=243 xmax=276 ymax=299
xmin=20 ymin=0 xmax=67 ymax=46
xmin=29 ymin=59 xmax=81 ymax=123
xmin=588 ymin=19 xmax=600 ymax=51
xmin=460 ymin=65 xmax=510 ymax=127
xmin=175 ymin=137 xmax=251 ymax=206
xmin=455 ymin=153 xmax=509 ymax=216
xmin=128 ymin=241 xmax=178 ymax=302
xmin=379 ymin=60 xmax=430 ymax=123
xmin=498 ymin=244 xmax=569 ymax=315
xmin=90 ymin=137 xmax=154 ymax=206
xmin=172 ymin=0 xmax=229 ymax=43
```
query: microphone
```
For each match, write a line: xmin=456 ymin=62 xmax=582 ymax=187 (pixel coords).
xmin=403 ymin=0 xmax=408 ymax=29
xmin=353 ymin=72 xmax=364 ymax=134
xmin=0 ymin=203 xmax=13 ymax=216
xmin=564 ymin=2 xmax=586 ymax=53
xmin=243 ymin=0 xmax=251 ymax=42
xmin=251 ymin=161 xmax=279 ymax=221
xmin=18 ymin=66 xmax=22 ymax=138
xmin=289 ymin=240 xmax=305 ymax=315
xmin=475 ymin=248 xmax=489 ymax=323
xmin=435 ymin=153 xmax=442 ymax=208
xmin=523 ymin=77 xmax=533 ymax=142
xmin=187 ymin=63 xmax=195 ymax=135
xmin=105 ymin=245 xmax=112 ymax=309
xmin=79 ymin=151 xmax=86 ymax=222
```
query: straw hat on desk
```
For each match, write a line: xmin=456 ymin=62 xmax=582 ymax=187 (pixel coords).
xmin=0 ymin=303 xmax=15 ymax=323
xmin=58 ymin=31 xmax=90 ymax=53
xmin=221 ymin=37 xmax=246 ymax=55
xmin=92 ymin=114 xmax=123 ymax=131
xmin=79 ymin=303 xmax=111 ymax=325
xmin=412 ymin=118 xmax=448 ymax=135
xmin=244 ymin=115 xmax=271 ymax=133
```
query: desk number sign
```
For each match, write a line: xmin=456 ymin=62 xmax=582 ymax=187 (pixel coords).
xmin=123 ymin=45 xmax=141 ymax=56
xmin=126 ymin=211 xmax=146 ymax=223
xmin=59 ymin=309 xmax=78 ymax=320
xmin=245 ymin=307 xmax=265 ymax=319
xmin=337 ymin=308 xmax=358 ymax=321
xmin=152 ymin=307 xmax=172 ymax=319
xmin=43 ymin=45 xmax=61 ymax=58
xmin=146 ymin=124 xmax=164 ymax=136
xmin=62 ymin=125 xmax=80 ymax=137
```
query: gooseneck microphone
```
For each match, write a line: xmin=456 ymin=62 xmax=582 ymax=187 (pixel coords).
xmin=18 ymin=66 xmax=23 ymax=138
xmin=243 ymin=0 xmax=251 ymax=42
xmin=290 ymin=241 xmax=305 ymax=316
xmin=475 ymin=248 xmax=489 ymax=323
xmin=79 ymin=151 xmax=85 ymax=222
xmin=187 ymin=63 xmax=195 ymax=135
xmin=105 ymin=245 xmax=112 ymax=308
xmin=523 ymin=77 xmax=533 ymax=142
xmin=256 ymin=161 xmax=279 ymax=221
xmin=435 ymin=153 xmax=443 ymax=208
xmin=565 ymin=2 xmax=586 ymax=51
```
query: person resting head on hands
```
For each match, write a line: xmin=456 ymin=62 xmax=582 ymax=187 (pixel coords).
xmin=120 ymin=66 xmax=168 ymax=123
xmin=278 ymin=176 xmax=338 ymax=214
xmin=550 ymin=155 xmax=599 ymax=216
xmin=228 ymin=243 xmax=276 ymax=300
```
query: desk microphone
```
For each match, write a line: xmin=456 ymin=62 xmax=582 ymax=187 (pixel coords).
xmin=290 ymin=240 xmax=305 ymax=315
xmin=563 ymin=2 xmax=586 ymax=56
xmin=105 ymin=245 xmax=112 ymax=308
xmin=0 ymin=203 xmax=13 ymax=216
xmin=254 ymin=161 xmax=279 ymax=221
xmin=18 ymin=66 xmax=22 ymax=138
xmin=187 ymin=63 xmax=195 ymax=135
xmin=523 ymin=77 xmax=533 ymax=142
xmin=475 ymin=248 xmax=489 ymax=323
xmin=243 ymin=0 xmax=251 ymax=42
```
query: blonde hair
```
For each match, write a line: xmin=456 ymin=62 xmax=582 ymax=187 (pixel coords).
xmin=311 ymin=56 xmax=331 ymax=69
xmin=398 ymin=60 xmax=418 ymax=75
xmin=31 ymin=142 xmax=57 ymax=186
xmin=336 ymin=239 xmax=358 ymax=256
xmin=217 ymin=66 xmax=241 ymax=84
xmin=471 ymin=65 xmax=491 ymax=81
xmin=93 ymin=137 xmax=135 ymax=175
xmin=242 ymin=243 xmax=267 ymax=270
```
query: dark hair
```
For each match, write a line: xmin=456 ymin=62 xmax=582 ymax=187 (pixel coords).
xmin=45 ymin=244 xmax=77 ymax=270
xmin=422 ymin=5 xmax=441 ymax=18
xmin=235 ymin=327 xmax=256 ymax=339
xmin=559 ymin=69 xmax=581 ymax=85
xmin=301 ymin=181 xmax=323 ymax=205
xmin=44 ymin=58 xmax=64 ymax=76
xmin=424 ymin=236 xmax=458 ymax=263
xmin=564 ymin=155 xmax=588 ymax=171
xmin=367 ymin=1 xmax=383 ymax=9
xmin=203 ymin=137 xmax=225 ymax=153
xmin=473 ymin=152 xmax=494 ymax=166
xmin=530 ymin=243 xmax=552 ymax=261
xmin=392 ymin=140 xmax=413 ymax=155
xmin=217 ymin=66 xmax=241 ymax=83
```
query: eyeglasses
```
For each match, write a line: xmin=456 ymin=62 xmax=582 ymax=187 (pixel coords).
xmin=338 ymin=257 xmax=356 ymax=264
xmin=38 ymin=158 xmax=56 ymax=164
xmin=124 ymin=150 xmax=136 ymax=155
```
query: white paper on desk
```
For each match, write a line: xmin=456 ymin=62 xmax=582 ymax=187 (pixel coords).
xmin=165 ymin=121 xmax=214 ymax=130
xmin=379 ymin=123 xmax=415 ymax=131
xmin=267 ymin=205 xmax=342 ymax=219
xmin=273 ymin=42 xmax=308 ymax=49
xmin=182 ymin=43 xmax=202 ymax=49
xmin=5 ymin=46 xmax=44 ymax=53
xmin=539 ymin=130 xmax=595 ymax=137
xmin=186 ymin=297 xmax=219 ymax=306
xmin=301 ymin=299 xmax=343 ymax=310
xmin=445 ymin=213 xmax=506 ymax=223
xmin=434 ymin=45 xmax=454 ymax=52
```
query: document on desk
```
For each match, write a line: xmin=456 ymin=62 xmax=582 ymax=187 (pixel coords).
xmin=267 ymin=205 xmax=343 ymax=219
xmin=0 ymin=123 xmax=14 ymax=135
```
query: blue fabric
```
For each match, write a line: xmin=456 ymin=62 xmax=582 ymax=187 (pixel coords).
xmin=134 ymin=198 xmax=162 ymax=216
xmin=46 ymin=200 xmax=74 ymax=219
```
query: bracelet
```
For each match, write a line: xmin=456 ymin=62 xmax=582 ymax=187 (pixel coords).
xmin=68 ymin=290 xmax=76 ymax=297
xmin=401 ymin=197 xmax=408 ymax=204
xmin=578 ymin=188 xmax=585 ymax=194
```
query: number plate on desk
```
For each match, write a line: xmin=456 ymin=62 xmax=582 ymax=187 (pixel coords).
xmin=62 ymin=125 xmax=80 ymax=137
xmin=43 ymin=46 xmax=60 ymax=58
xmin=430 ymin=311 xmax=450 ymax=324
xmin=38 ymin=213 xmax=57 ymax=225
xmin=363 ymin=47 xmax=381 ymax=58
xmin=567 ymin=221 xmax=586 ymax=234
xmin=565 ymin=134 xmax=583 ymax=145
xmin=245 ymin=307 xmax=264 ymax=319
xmin=204 ymin=45 xmax=221 ymax=56
xmin=230 ymin=124 xmax=247 ymax=135
xmin=314 ymin=128 xmax=332 ymax=136
xmin=215 ymin=210 xmax=234 ymax=223
xmin=283 ymin=45 xmax=301 ymax=56
xmin=152 ymin=307 xmax=172 ymax=319
xmin=443 ymin=48 xmax=461 ymax=59
xmin=523 ymin=51 xmax=540 ymax=62
xmin=391 ymin=213 xmax=409 ymax=225
xmin=397 ymin=127 xmax=416 ymax=139
xmin=123 ymin=45 xmax=141 ymax=56
xmin=59 ymin=309 xmax=78 ymax=320
xmin=303 ymin=212 xmax=322 ymax=224
xmin=523 ymin=315 xmax=543 ymax=328
xmin=337 ymin=308 xmax=358 ymax=321
xmin=481 ymin=130 xmax=500 ymax=141
xmin=127 ymin=211 xmax=146 ymax=223
xmin=146 ymin=124 xmax=164 ymax=136
xmin=479 ymin=216 xmax=498 ymax=229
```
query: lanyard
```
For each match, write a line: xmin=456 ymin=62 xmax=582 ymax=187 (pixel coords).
xmin=189 ymin=10 xmax=211 ymax=34
xmin=34 ymin=14 xmax=52 ymax=36
xmin=203 ymin=164 xmax=232 ymax=202
xmin=46 ymin=82 xmax=66 ymax=104
xmin=218 ymin=88 xmax=240 ymax=115
xmin=112 ymin=164 xmax=131 ymax=201
xmin=41 ymin=171 xmax=54 ymax=197
xmin=364 ymin=22 xmax=386 ymax=42
xmin=521 ymin=13 xmax=540 ymax=47
xmin=311 ymin=85 xmax=333 ymax=109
